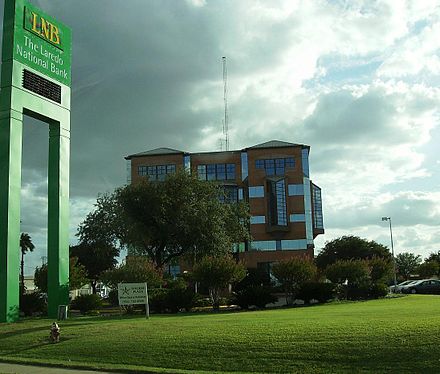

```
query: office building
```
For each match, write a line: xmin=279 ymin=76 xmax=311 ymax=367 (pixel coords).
xmin=125 ymin=140 xmax=324 ymax=270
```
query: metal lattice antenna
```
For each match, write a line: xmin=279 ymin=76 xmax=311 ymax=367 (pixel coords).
xmin=222 ymin=56 xmax=229 ymax=151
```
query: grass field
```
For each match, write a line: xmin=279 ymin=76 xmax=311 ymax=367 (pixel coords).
xmin=1 ymin=295 xmax=439 ymax=373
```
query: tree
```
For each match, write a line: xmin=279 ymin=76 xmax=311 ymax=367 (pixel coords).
xmin=34 ymin=257 xmax=89 ymax=293
xmin=78 ymin=171 xmax=250 ymax=269
xmin=101 ymin=256 xmax=163 ymax=289
xmin=417 ymin=261 xmax=439 ymax=278
xmin=192 ymin=255 xmax=246 ymax=310
xmin=425 ymin=251 xmax=440 ymax=276
xmin=395 ymin=252 xmax=421 ymax=280
xmin=70 ymin=242 xmax=119 ymax=294
xmin=19 ymin=233 xmax=35 ymax=295
xmin=316 ymin=236 xmax=391 ymax=270
xmin=272 ymin=257 xmax=317 ymax=305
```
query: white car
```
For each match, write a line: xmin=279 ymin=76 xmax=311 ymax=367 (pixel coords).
xmin=399 ymin=279 xmax=426 ymax=293
xmin=390 ymin=280 xmax=418 ymax=293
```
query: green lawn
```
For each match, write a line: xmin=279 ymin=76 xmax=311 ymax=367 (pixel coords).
xmin=1 ymin=295 xmax=439 ymax=373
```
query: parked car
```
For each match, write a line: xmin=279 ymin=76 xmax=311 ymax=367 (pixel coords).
xmin=401 ymin=279 xmax=440 ymax=294
xmin=390 ymin=280 xmax=417 ymax=293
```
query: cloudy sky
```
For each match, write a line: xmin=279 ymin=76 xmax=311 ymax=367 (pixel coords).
xmin=1 ymin=0 xmax=439 ymax=275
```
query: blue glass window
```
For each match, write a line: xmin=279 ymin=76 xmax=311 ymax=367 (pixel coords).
xmin=140 ymin=164 xmax=175 ymax=181
xmin=157 ymin=165 xmax=166 ymax=181
xmin=312 ymin=184 xmax=324 ymax=229
xmin=220 ymin=186 xmax=238 ymax=204
xmin=250 ymin=215 xmax=265 ymax=224
xmin=265 ymin=159 xmax=275 ymax=176
xmin=249 ymin=186 xmax=265 ymax=198
xmin=288 ymin=184 xmax=304 ymax=196
xmin=216 ymin=164 xmax=226 ymax=180
xmin=275 ymin=180 xmax=287 ymax=226
xmin=290 ymin=214 xmax=305 ymax=222
xmin=207 ymin=164 xmax=216 ymax=181
xmin=138 ymin=166 xmax=148 ymax=176
xmin=226 ymin=164 xmax=236 ymax=180
xmin=241 ymin=152 xmax=248 ymax=181
xmin=302 ymin=148 xmax=309 ymax=177
xmin=198 ymin=163 xmax=236 ymax=181
xmin=166 ymin=164 xmax=176 ymax=174
xmin=281 ymin=239 xmax=307 ymax=250
xmin=275 ymin=158 xmax=285 ymax=176
xmin=255 ymin=159 xmax=264 ymax=169
xmin=268 ymin=179 xmax=287 ymax=226
xmin=197 ymin=165 xmax=206 ymax=180
xmin=147 ymin=166 xmax=157 ymax=181
xmin=285 ymin=157 xmax=295 ymax=168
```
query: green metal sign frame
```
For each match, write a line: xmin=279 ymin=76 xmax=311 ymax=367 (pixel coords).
xmin=1 ymin=0 xmax=71 ymax=322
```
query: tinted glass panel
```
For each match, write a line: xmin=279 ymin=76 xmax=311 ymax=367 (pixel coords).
xmin=275 ymin=158 xmax=285 ymax=176
xmin=226 ymin=164 xmax=236 ymax=180
xmin=285 ymin=157 xmax=295 ymax=168
xmin=197 ymin=165 xmax=206 ymax=180
xmin=207 ymin=164 xmax=216 ymax=180
xmin=216 ymin=164 xmax=226 ymax=180
xmin=255 ymin=159 xmax=264 ymax=169
xmin=265 ymin=159 xmax=275 ymax=176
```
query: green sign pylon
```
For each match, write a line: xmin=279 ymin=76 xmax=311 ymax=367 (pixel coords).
xmin=0 ymin=0 xmax=72 ymax=322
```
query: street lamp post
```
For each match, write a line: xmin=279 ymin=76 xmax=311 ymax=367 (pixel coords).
xmin=382 ymin=217 xmax=397 ymax=290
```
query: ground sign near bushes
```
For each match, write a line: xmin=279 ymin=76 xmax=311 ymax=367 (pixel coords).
xmin=117 ymin=283 xmax=150 ymax=318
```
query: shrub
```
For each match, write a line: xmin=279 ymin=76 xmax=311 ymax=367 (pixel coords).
xmin=149 ymin=288 xmax=169 ymax=313
xmin=149 ymin=280 xmax=196 ymax=313
xmin=165 ymin=280 xmax=196 ymax=313
xmin=70 ymin=294 xmax=102 ymax=315
xmin=346 ymin=282 xmax=371 ymax=300
xmin=297 ymin=282 xmax=336 ymax=304
xmin=234 ymin=286 xmax=276 ymax=309
xmin=272 ymin=257 xmax=317 ymax=305
xmin=20 ymin=293 xmax=46 ymax=316
xmin=106 ymin=289 xmax=119 ymax=306
xmin=369 ymin=283 xmax=389 ymax=299
xmin=193 ymin=256 xmax=246 ymax=310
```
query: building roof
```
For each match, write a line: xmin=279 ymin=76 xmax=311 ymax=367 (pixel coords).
xmin=125 ymin=147 xmax=185 ymax=160
xmin=246 ymin=140 xmax=308 ymax=150
xmin=125 ymin=140 xmax=309 ymax=159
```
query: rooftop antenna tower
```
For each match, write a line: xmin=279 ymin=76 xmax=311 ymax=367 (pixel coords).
xmin=222 ymin=56 xmax=229 ymax=151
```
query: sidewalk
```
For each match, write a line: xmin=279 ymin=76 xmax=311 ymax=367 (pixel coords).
xmin=0 ymin=362 xmax=117 ymax=374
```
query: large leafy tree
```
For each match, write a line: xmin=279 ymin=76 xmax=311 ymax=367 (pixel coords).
xmin=272 ymin=257 xmax=317 ymax=305
xmin=34 ymin=257 xmax=89 ymax=292
xmin=19 ymin=233 xmax=35 ymax=295
xmin=70 ymin=242 xmax=119 ymax=294
xmin=395 ymin=252 xmax=421 ymax=280
xmin=316 ymin=236 xmax=391 ymax=270
xmin=78 ymin=171 xmax=250 ymax=269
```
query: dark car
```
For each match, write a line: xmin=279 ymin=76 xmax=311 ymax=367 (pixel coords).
xmin=402 ymin=279 xmax=440 ymax=294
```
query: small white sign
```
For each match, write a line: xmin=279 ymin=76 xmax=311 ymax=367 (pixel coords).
xmin=118 ymin=283 xmax=148 ymax=305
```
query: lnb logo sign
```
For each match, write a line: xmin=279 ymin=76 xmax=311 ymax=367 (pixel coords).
xmin=24 ymin=7 xmax=63 ymax=50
